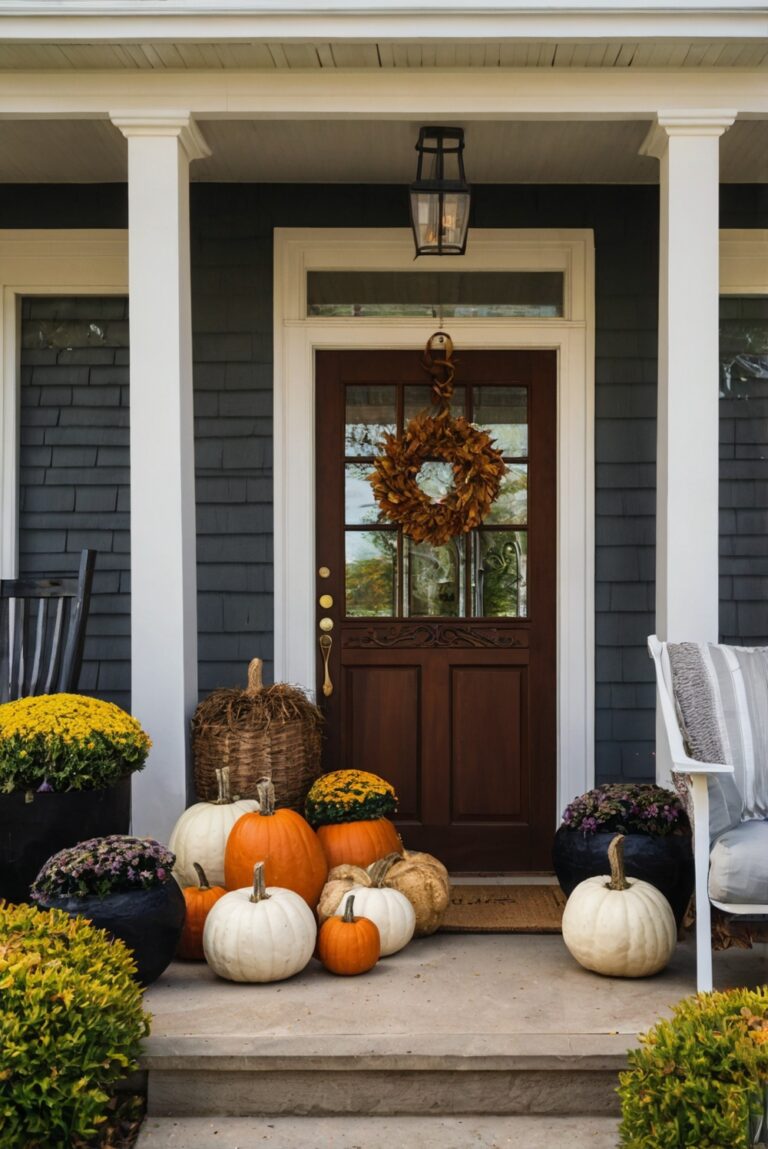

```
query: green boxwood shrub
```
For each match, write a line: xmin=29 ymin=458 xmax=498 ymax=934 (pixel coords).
xmin=0 ymin=901 xmax=150 ymax=1148
xmin=619 ymin=987 xmax=768 ymax=1148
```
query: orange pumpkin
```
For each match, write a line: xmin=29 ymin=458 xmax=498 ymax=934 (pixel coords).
xmin=224 ymin=779 xmax=328 ymax=908
xmin=317 ymin=893 xmax=380 ymax=976
xmin=177 ymin=862 xmax=227 ymax=961
xmin=316 ymin=817 xmax=403 ymax=870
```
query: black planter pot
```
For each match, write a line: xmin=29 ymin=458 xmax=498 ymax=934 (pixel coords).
xmin=552 ymin=825 xmax=695 ymax=928
xmin=0 ymin=777 xmax=131 ymax=905
xmin=38 ymin=879 xmax=186 ymax=986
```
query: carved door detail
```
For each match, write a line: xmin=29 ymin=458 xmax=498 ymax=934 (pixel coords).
xmin=315 ymin=349 xmax=556 ymax=872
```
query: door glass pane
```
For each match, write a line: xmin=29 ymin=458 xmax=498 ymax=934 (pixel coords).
xmin=475 ymin=386 xmax=528 ymax=457
xmin=345 ymin=530 xmax=397 ymax=617
xmin=473 ymin=531 xmax=528 ymax=618
xmin=485 ymin=464 xmax=528 ymax=526
xmin=405 ymin=537 xmax=465 ymax=617
xmin=345 ymin=385 xmax=396 ymax=456
xmin=414 ymin=460 xmax=454 ymax=503
xmin=345 ymin=463 xmax=381 ymax=525
xmin=404 ymin=384 xmax=465 ymax=424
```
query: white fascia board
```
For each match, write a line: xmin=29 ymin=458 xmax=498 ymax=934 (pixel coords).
xmin=0 ymin=69 xmax=767 ymax=119
xmin=0 ymin=4 xmax=767 ymax=43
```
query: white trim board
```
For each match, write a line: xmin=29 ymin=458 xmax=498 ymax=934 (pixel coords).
xmin=2 ymin=3 xmax=767 ymax=44
xmin=0 ymin=229 xmax=128 ymax=579
xmin=720 ymin=230 xmax=768 ymax=296
xmin=273 ymin=226 xmax=596 ymax=823
xmin=1 ymin=71 xmax=767 ymax=120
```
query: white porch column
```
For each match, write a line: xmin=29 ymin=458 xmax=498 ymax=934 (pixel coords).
xmin=641 ymin=111 xmax=735 ymax=783
xmin=111 ymin=113 xmax=210 ymax=841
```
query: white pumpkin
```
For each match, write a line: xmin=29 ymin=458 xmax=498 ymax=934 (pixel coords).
xmin=333 ymin=884 xmax=415 ymax=956
xmin=561 ymin=834 xmax=677 ymax=978
xmin=169 ymin=767 xmax=259 ymax=889
xmin=203 ymin=862 xmax=317 ymax=983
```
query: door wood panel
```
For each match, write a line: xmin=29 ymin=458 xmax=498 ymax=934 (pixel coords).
xmin=451 ymin=665 xmax=525 ymax=822
xmin=344 ymin=664 xmax=421 ymax=822
xmin=316 ymin=349 xmax=556 ymax=872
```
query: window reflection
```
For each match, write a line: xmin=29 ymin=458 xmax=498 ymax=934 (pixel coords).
xmin=345 ymin=531 xmax=397 ymax=617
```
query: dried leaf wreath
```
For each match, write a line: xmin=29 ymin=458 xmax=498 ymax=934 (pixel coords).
xmin=369 ymin=334 xmax=506 ymax=548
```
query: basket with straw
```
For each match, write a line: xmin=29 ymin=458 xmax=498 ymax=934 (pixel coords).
xmin=191 ymin=658 xmax=324 ymax=811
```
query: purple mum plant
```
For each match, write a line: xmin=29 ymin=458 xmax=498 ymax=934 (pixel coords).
xmin=31 ymin=834 xmax=175 ymax=902
xmin=561 ymin=783 xmax=688 ymax=838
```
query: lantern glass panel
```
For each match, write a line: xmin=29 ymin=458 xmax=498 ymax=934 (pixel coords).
xmin=410 ymin=190 xmax=470 ymax=256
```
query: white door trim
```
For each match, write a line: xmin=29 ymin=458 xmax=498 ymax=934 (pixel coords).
xmin=0 ymin=229 xmax=129 ymax=579
xmin=274 ymin=226 xmax=596 ymax=820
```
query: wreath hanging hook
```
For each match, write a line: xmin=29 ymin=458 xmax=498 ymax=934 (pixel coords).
xmin=421 ymin=331 xmax=456 ymax=408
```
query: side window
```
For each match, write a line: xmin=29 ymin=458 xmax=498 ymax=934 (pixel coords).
xmin=719 ymin=296 xmax=768 ymax=644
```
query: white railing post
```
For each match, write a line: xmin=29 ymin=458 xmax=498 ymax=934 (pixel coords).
xmin=111 ymin=113 xmax=210 ymax=842
xmin=640 ymin=111 xmax=735 ymax=785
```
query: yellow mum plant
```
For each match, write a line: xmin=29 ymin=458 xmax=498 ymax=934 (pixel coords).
xmin=0 ymin=693 xmax=151 ymax=795
xmin=305 ymin=769 xmax=398 ymax=826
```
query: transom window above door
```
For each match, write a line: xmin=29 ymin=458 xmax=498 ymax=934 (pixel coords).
xmin=307 ymin=270 xmax=564 ymax=319
xmin=344 ymin=380 xmax=530 ymax=620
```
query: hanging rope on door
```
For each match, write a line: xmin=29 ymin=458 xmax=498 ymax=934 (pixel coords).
xmin=369 ymin=332 xmax=505 ymax=547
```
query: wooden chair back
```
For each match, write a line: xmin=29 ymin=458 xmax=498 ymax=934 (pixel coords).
xmin=0 ymin=549 xmax=96 ymax=703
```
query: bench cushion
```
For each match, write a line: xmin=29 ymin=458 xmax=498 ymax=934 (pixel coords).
xmin=668 ymin=642 xmax=768 ymax=830
xmin=709 ymin=820 xmax=768 ymax=904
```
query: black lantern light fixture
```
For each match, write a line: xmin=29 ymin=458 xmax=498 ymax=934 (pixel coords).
xmin=409 ymin=126 xmax=471 ymax=257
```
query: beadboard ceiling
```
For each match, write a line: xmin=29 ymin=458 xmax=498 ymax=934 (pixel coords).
xmin=1 ymin=39 xmax=767 ymax=71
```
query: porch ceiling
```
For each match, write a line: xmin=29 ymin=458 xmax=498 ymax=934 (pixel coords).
xmin=0 ymin=39 xmax=767 ymax=71
xmin=0 ymin=116 xmax=765 ymax=184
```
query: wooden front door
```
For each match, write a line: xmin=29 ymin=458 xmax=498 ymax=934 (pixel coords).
xmin=315 ymin=349 xmax=556 ymax=872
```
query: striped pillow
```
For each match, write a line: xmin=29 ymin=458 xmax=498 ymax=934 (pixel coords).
xmin=667 ymin=642 xmax=768 ymax=830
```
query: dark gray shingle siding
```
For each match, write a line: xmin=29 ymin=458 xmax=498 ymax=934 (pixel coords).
xmin=18 ymin=296 xmax=131 ymax=709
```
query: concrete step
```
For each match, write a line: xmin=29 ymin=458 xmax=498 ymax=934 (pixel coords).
xmin=137 ymin=1115 xmax=620 ymax=1148
xmin=142 ymin=1033 xmax=626 ymax=1118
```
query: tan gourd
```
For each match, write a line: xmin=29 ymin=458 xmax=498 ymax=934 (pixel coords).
xmin=317 ymin=850 xmax=450 ymax=937
xmin=169 ymin=767 xmax=260 ymax=888
xmin=561 ymin=834 xmax=677 ymax=978
xmin=374 ymin=851 xmax=450 ymax=937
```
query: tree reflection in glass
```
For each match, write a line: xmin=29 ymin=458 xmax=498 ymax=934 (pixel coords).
xmin=345 ymin=530 xmax=397 ymax=617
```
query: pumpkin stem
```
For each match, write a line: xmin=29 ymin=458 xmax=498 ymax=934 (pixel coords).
xmin=256 ymin=778 xmax=276 ymax=816
xmin=193 ymin=862 xmax=210 ymax=890
xmin=250 ymin=862 xmax=270 ymax=903
xmin=607 ymin=834 xmax=630 ymax=892
xmin=246 ymin=658 xmax=264 ymax=695
xmin=342 ymin=894 xmax=356 ymax=923
xmin=367 ymin=852 xmax=402 ymax=887
xmin=213 ymin=767 xmax=232 ymax=805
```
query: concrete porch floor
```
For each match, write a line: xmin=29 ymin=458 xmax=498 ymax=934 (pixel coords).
xmin=137 ymin=931 xmax=768 ymax=1148
xmin=143 ymin=932 xmax=768 ymax=1052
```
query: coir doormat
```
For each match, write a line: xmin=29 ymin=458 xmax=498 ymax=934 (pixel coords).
xmin=439 ymin=883 xmax=566 ymax=933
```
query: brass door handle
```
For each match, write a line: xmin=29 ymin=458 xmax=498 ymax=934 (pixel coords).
xmin=318 ymin=633 xmax=333 ymax=697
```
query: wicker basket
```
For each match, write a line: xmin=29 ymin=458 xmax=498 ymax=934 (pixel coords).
xmin=192 ymin=658 xmax=323 ymax=811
